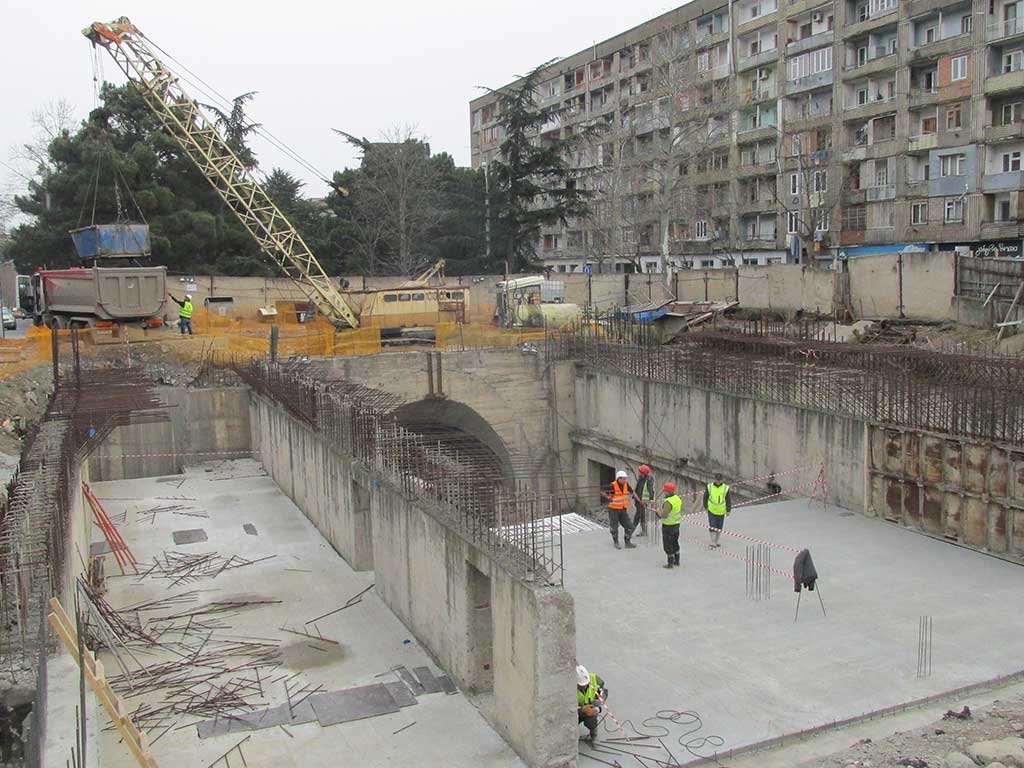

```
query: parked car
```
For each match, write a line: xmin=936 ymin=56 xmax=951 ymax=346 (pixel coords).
xmin=1 ymin=308 xmax=16 ymax=330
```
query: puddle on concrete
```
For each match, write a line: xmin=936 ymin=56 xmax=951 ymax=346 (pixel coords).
xmin=280 ymin=638 xmax=348 ymax=670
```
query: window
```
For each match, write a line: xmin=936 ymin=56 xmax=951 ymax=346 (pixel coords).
xmin=858 ymin=3 xmax=869 ymax=21
xmin=946 ymin=104 xmax=963 ymax=130
xmin=1004 ymin=151 xmax=1023 ymax=172
xmin=398 ymin=293 xmax=411 ymax=302
xmin=813 ymin=170 xmax=827 ymax=192
xmin=843 ymin=205 xmax=866 ymax=230
xmin=816 ymin=212 xmax=830 ymax=231
xmin=944 ymin=198 xmax=964 ymax=222
xmin=1003 ymin=102 xmax=1024 ymax=125
xmin=700 ymin=260 xmax=715 ymax=268
xmin=875 ymin=165 xmax=889 ymax=186
xmin=1005 ymin=49 xmax=1024 ymax=74
xmin=695 ymin=220 xmax=710 ymax=239
xmin=951 ymin=55 xmax=967 ymax=81
xmin=888 ymin=38 xmax=898 ymax=54
xmin=790 ymin=173 xmax=800 ymax=195
xmin=911 ymin=201 xmax=928 ymax=225
xmin=960 ymin=14 xmax=972 ymax=34
xmin=787 ymin=210 xmax=800 ymax=233
xmin=792 ymin=133 xmax=803 ymax=156
xmin=940 ymin=154 xmax=966 ymax=176
xmin=924 ymin=26 xmax=937 ymax=44
xmin=698 ymin=51 xmax=711 ymax=71
xmin=383 ymin=294 xmax=399 ymax=303
xmin=857 ymin=46 xmax=868 ymax=66
xmin=857 ymin=88 xmax=869 ymax=105
xmin=997 ymin=196 xmax=1012 ymax=221
xmin=921 ymin=113 xmax=937 ymax=134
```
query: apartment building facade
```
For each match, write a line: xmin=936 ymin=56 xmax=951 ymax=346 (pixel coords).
xmin=469 ymin=0 xmax=1024 ymax=272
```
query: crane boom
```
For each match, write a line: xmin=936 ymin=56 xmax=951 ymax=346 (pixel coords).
xmin=83 ymin=17 xmax=360 ymax=328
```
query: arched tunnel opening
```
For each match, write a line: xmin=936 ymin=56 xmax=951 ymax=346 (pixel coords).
xmin=390 ymin=399 xmax=514 ymax=486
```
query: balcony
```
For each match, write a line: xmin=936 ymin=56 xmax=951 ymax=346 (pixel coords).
xmin=842 ymin=97 xmax=897 ymax=120
xmin=737 ymin=159 xmax=781 ymax=175
xmin=907 ymin=0 xmax=966 ymax=15
xmin=697 ymin=63 xmax=732 ymax=82
xmin=988 ymin=16 xmax=1024 ymax=41
xmin=908 ymin=132 xmax=938 ymax=152
xmin=985 ymin=70 xmax=1024 ymax=95
xmin=787 ymin=30 xmax=835 ymax=56
xmin=865 ymin=183 xmax=897 ymax=200
xmin=905 ymin=179 xmax=929 ymax=196
xmin=982 ymin=170 xmax=1024 ymax=191
xmin=737 ymin=124 xmax=781 ymax=142
xmin=908 ymin=86 xmax=940 ymax=106
xmin=736 ymin=10 xmax=779 ymax=35
xmin=742 ymin=86 xmax=778 ymax=104
xmin=739 ymin=234 xmax=780 ymax=248
xmin=981 ymin=220 xmax=1024 ymax=238
xmin=842 ymin=136 xmax=905 ymax=160
xmin=695 ymin=28 xmax=731 ymax=49
xmin=737 ymin=48 xmax=781 ymax=72
xmin=786 ymin=69 xmax=835 ymax=94
xmin=784 ymin=110 xmax=836 ymax=131
xmin=845 ymin=6 xmax=899 ymax=37
xmin=907 ymin=33 xmax=972 ymax=60
xmin=985 ymin=122 xmax=1024 ymax=142
xmin=846 ymin=188 xmax=867 ymax=204
xmin=738 ymin=197 xmax=779 ymax=213
xmin=844 ymin=51 xmax=898 ymax=78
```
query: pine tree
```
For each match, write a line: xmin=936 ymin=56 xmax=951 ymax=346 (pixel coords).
xmin=488 ymin=63 xmax=590 ymax=272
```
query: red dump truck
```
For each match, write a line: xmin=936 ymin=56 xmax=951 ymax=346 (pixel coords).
xmin=31 ymin=265 xmax=168 ymax=329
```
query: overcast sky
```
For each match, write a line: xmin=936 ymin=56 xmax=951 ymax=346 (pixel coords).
xmin=2 ymin=0 xmax=688 ymax=201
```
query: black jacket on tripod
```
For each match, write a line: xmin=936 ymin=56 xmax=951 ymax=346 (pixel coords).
xmin=793 ymin=548 xmax=818 ymax=592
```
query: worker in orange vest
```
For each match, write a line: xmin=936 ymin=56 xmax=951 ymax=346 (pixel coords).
xmin=602 ymin=470 xmax=636 ymax=550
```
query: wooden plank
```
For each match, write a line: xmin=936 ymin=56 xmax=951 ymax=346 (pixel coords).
xmin=47 ymin=598 xmax=160 ymax=768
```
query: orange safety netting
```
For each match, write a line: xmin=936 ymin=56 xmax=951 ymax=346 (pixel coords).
xmin=434 ymin=323 xmax=547 ymax=350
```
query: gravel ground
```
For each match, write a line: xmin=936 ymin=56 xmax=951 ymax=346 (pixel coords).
xmin=800 ymin=694 xmax=1024 ymax=768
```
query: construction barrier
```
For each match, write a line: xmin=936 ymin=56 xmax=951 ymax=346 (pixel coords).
xmin=435 ymin=323 xmax=546 ymax=350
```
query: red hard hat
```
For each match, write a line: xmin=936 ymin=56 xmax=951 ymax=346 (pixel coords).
xmin=639 ymin=464 xmax=651 ymax=475
xmin=663 ymin=482 xmax=676 ymax=493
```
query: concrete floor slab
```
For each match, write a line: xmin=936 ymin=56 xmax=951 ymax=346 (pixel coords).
xmin=565 ymin=499 xmax=1024 ymax=764
xmin=89 ymin=459 xmax=525 ymax=768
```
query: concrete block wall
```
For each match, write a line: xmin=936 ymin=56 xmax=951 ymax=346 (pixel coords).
xmin=249 ymin=393 xmax=578 ymax=768
xmin=88 ymin=387 xmax=252 ymax=481
xmin=572 ymin=369 xmax=867 ymax=514
xmin=846 ymin=251 xmax=955 ymax=321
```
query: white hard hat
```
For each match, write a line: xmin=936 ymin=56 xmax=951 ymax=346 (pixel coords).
xmin=185 ymin=294 xmax=192 ymax=300
xmin=615 ymin=470 xmax=628 ymax=480
xmin=576 ymin=665 xmax=590 ymax=686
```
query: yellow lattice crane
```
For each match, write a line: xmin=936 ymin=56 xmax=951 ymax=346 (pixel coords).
xmin=83 ymin=17 xmax=360 ymax=328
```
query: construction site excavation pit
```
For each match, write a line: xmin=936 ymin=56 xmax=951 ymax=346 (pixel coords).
xmin=87 ymin=460 xmax=526 ymax=768
xmin=565 ymin=497 xmax=1024 ymax=766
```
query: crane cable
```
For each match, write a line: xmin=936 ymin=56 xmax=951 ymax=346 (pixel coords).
xmin=143 ymin=34 xmax=338 ymax=189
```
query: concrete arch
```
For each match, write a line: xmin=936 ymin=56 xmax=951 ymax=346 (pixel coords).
xmin=391 ymin=398 xmax=515 ymax=484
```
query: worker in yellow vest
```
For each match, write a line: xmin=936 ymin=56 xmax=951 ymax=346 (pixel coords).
xmin=656 ymin=481 xmax=683 ymax=568
xmin=168 ymin=293 xmax=194 ymax=336
xmin=576 ymin=664 xmax=607 ymax=744
xmin=703 ymin=472 xmax=732 ymax=548
xmin=602 ymin=470 xmax=636 ymax=550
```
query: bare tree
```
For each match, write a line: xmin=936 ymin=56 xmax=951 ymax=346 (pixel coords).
xmin=1 ymin=99 xmax=75 ymax=230
xmin=337 ymin=125 xmax=443 ymax=276
xmin=768 ymin=125 xmax=847 ymax=264
xmin=581 ymin=33 xmax=738 ymax=273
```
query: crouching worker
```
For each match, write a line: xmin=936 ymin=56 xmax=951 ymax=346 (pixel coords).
xmin=576 ymin=664 xmax=607 ymax=743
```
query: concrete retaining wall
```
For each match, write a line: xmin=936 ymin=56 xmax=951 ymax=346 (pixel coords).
xmin=88 ymin=387 xmax=251 ymax=481
xmin=249 ymin=393 xmax=577 ymax=768
xmin=846 ymin=251 xmax=955 ymax=320
xmin=572 ymin=369 xmax=867 ymax=513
